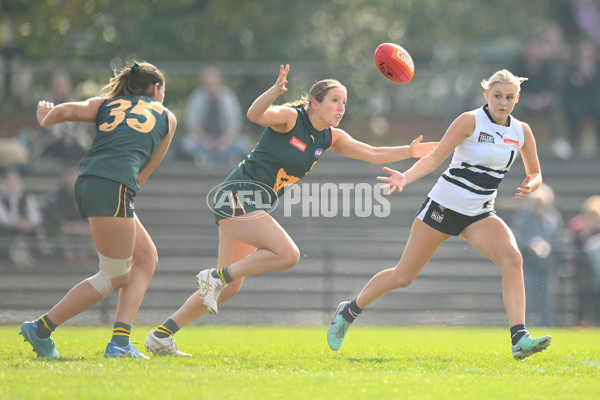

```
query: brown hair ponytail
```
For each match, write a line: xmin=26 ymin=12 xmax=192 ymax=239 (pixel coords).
xmin=101 ymin=61 xmax=165 ymax=98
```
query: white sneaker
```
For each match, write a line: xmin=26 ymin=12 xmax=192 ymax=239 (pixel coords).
xmin=144 ymin=330 xmax=191 ymax=357
xmin=196 ymin=268 xmax=227 ymax=315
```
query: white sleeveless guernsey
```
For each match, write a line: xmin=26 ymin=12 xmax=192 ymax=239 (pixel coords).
xmin=428 ymin=105 xmax=525 ymax=216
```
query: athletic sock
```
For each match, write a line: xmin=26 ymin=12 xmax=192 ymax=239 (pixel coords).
xmin=510 ymin=324 xmax=528 ymax=345
xmin=341 ymin=298 xmax=363 ymax=323
xmin=154 ymin=318 xmax=180 ymax=338
xmin=111 ymin=322 xmax=132 ymax=347
xmin=35 ymin=314 xmax=57 ymax=339
xmin=212 ymin=266 xmax=234 ymax=284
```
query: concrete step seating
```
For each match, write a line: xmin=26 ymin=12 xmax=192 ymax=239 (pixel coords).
xmin=1 ymin=153 xmax=597 ymax=326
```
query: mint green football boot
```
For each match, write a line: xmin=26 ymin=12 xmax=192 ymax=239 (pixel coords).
xmin=512 ymin=333 xmax=552 ymax=360
xmin=327 ymin=301 xmax=352 ymax=351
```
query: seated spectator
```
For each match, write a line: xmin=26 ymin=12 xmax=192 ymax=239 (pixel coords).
xmin=0 ymin=136 xmax=29 ymax=175
xmin=42 ymin=166 xmax=91 ymax=267
xmin=38 ymin=71 xmax=91 ymax=165
xmin=0 ymin=108 xmax=34 ymax=175
xmin=41 ymin=130 xmax=87 ymax=164
xmin=178 ymin=66 xmax=250 ymax=169
xmin=0 ymin=170 xmax=42 ymax=269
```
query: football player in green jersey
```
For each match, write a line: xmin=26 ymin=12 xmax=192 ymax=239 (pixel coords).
xmin=146 ymin=64 xmax=437 ymax=356
xmin=20 ymin=62 xmax=176 ymax=359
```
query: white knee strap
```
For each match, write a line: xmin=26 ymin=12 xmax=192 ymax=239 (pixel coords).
xmin=87 ymin=253 xmax=133 ymax=298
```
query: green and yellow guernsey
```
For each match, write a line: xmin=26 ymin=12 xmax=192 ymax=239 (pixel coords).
xmin=222 ymin=106 xmax=332 ymax=199
xmin=78 ymin=95 xmax=170 ymax=192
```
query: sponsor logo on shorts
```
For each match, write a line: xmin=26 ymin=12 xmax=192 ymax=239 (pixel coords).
xmin=314 ymin=148 xmax=323 ymax=158
xmin=478 ymin=132 xmax=494 ymax=143
xmin=430 ymin=210 xmax=444 ymax=223
xmin=290 ymin=136 xmax=307 ymax=152
xmin=128 ymin=201 xmax=135 ymax=210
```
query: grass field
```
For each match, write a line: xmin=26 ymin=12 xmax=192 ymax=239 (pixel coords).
xmin=1 ymin=325 xmax=598 ymax=400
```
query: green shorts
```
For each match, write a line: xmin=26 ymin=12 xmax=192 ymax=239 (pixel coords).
xmin=73 ymin=175 xmax=136 ymax=218
xmin=211 ymin=182 xmax=277 ymax=223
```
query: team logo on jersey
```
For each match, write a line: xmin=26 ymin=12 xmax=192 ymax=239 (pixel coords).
xmin=314 ymin=148 xmax=323 ymax=158
xmin=478 ymin=132 xmax=495 ymax=143
xmin=504 ymin=138 xmax=521 ymax=148
xmin=290 ymin=136 xmax=307 ymax=152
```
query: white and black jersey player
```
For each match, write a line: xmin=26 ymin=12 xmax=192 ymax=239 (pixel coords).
xmin=328 ymin=69 xmax=552 ymax=361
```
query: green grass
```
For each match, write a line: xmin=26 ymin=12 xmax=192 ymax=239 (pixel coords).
xmin=1 ymin=325 xmax=599 ymax=400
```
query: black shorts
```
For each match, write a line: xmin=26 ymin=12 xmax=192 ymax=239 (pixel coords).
xmin=416 ymin=197 xmax=494 ymax=236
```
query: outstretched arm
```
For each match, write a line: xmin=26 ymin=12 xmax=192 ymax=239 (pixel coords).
xmin=246 ymin=64 xmax=297 ymax=133
xmin=329 ymin=128 xmax=438 ymax=164
xmin=377 ymin=112 xmax=474 ymax=193
xmin=37 ymin=98 xmax=105 ymax=128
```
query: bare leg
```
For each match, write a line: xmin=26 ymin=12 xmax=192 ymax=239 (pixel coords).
xmin=217 ymin=211 xmax=300 ymax=279
xmin=356 ymin=219 xmax=449 ymax=308
xmin=114 ymin=215 xmax=158 ymax=326
xmin=170 ymin=227 xmax=256 ymax=328
xmin=47 ymin=216 xmax=136 ymax=325
xmin=460 ymin=215 xmax=525 ymax=327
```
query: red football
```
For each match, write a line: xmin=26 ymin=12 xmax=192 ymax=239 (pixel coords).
xmin=374 ymin=43 xmax=414 ymax=84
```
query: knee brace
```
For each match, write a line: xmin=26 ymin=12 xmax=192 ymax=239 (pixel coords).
xmin=87 ymin=253 xmax=133 ymax=298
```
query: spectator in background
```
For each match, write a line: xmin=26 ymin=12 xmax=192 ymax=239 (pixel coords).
xmin=568 ymin=195 xmax=600 ymax=326
xmin=512 ymin=184 xmax=563 ymax=326
xmin=561 ymin=40 xmax=600 ymax=157
xmin=0 ymin=169 xmax=42 ymax=269
xmin=0 ymin=135 xmax=30 ymax=175
xmin=513 ymin=39 xmax=570 ymax=159
xmin=41 ymin=130 xmax=87 ymax=164
xmin=179 ymin=66 xmax=249 ymax=169
xmin=39 ymin=71 xmax=91 ymax=164
xmin=42 ymin=166 xmax=91 ymax=267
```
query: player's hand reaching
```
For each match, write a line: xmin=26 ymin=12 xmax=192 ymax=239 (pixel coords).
xmin=515 ymin=175 xmax=532 ymax=199
xmin=37 ymin=100 xmax=55 ymax=127
xmin=408 ymin=135 xmax=439 ymax=158
xmin=377 ymin=166 xmax=408 ymax=194
xmin=272 ymin=64 xmax=290 ymax=96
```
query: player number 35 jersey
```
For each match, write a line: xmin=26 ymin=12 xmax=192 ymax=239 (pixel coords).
xmin=428 ymin=105 xmax=525 ymax=216
xmin=78 ymin=95 xmax=170 ymax=192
